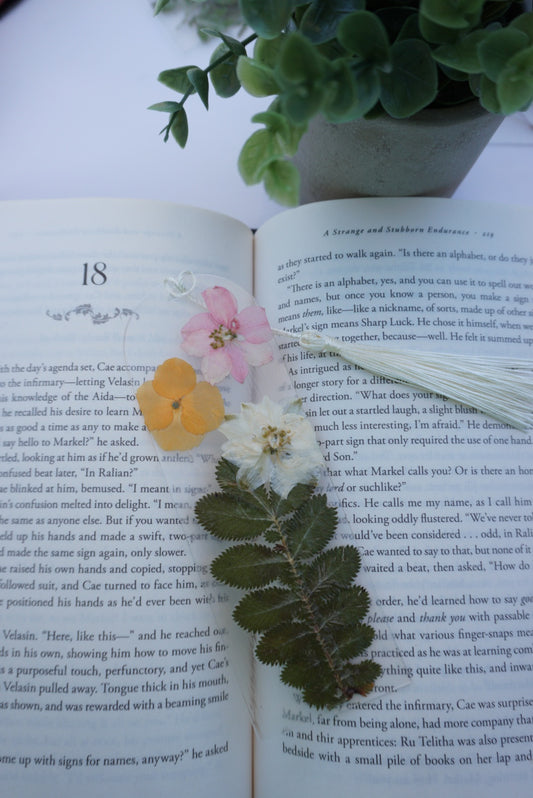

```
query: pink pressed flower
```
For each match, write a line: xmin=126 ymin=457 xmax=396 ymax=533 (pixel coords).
xmin=181 ymin=286 xmax=273 ymax=384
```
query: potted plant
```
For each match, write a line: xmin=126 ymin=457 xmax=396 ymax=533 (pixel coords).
xmin=151 ymin=0 xmax=533 ymax=205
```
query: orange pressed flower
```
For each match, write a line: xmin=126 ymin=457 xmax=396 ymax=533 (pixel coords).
xmin=136 ymin=358 xmax=224 ymax=451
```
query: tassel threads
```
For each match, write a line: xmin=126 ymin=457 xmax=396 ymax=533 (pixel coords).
xmin=275 ymin=329 xmax=533 ymax=431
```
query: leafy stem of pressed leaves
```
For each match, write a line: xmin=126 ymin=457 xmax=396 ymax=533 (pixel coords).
xmin=194 ymin=458 xmax=382 ymax=710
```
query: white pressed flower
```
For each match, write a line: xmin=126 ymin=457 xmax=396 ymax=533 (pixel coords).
xmin=219 ymin=395 xmax=325 ymax=497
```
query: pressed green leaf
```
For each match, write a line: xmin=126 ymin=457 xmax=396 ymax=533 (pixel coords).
xmin=233 ymin=586 xmax=303 ymax=632
xmin=380 ymin=39 xmax=438 ymax=117
xmin=240 ymin=0 xmax=295 ymax=39
xmin=319 ymin=584 xmax=371 ymax=627
xmin=170 ymin=108 xmax=188 ymax=147
xmin=301 ymin=546 xmax=361 ymax=598
xmin=215 ymin=458 xmax=271 ymax=509
xmin=148 ymin=101 xmax=182 ymax=113
xmin=280 ymin=655 xmax=333 ymax=690
xmin=300 ymin=0 xmax=365 ymax=44
xmin=238 ymin=129 xmax=285 ymax=184
xmin=300 ymin=678 xmax=343 ymax=709
xmin=337 ymin=11 xmax=390 ymax=65
xmin=497 ymin=46 xmax=533 ymax=114
xmin=215 ymin=458 xmax=240 ymax=491
xmin=195 ymin=492 xmax=273 ymax=539
xmin=323 ymin=621 xmax=375 ymax=661
xmin=158 ymin=66 xmax=199 ymax=94
xmin=273 ymin=481 xmax=316 ymax=518
xmin=209 ymin=43 xmax=241 ymax=98
xmin=255 ymin=621 xmax=317 ymax=665
xmin=237 ymin=56 xmax=280 ymax=97
xmin=262 ymin=159 xmax=300 ymax=206
xmin=187 ymin=68 xmax=209 ymax=109
xmin=211 ymin=543 xmax=288 ymax=589
xmin=284 ymin=494 xmax=337 ymax=559
xmin=478 ymin=28 xmax=530 ymax=83
xmin=433 ymin=30 xmax=488 ymax=73
xmin=340 ymin=658 xmax=383 ymax=696
xmin=420 ymin=0 xmax=484 ymax=30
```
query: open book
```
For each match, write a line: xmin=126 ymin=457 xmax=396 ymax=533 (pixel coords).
xmin=1 ymin=197 xmax=531 ymax=798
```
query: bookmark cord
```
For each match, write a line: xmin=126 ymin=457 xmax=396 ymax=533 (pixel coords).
xmin=272 ymin=328 xmax=533 ymax=431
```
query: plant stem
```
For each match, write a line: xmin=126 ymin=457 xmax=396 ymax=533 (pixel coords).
xmin=162 ymin=31 xmax=258 ymax=140
xmin=268 ymin=506 xmax=348 ymax=699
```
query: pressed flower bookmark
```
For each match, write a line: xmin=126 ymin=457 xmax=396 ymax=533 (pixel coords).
xmin=124 ymin=273 xmax=404 ymax=712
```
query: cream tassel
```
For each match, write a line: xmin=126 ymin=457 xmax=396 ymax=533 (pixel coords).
xmin=274 ymin=329 xmax=533 ymax=431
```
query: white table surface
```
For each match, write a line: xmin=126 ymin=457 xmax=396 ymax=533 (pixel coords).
xmin=1 ymin=0 xmax=532 ymax=230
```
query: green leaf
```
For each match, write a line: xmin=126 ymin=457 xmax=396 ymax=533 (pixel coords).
xmin=158 ymin=66 xmax=199 ymax=94
xmin=255 ymin=621 xmax=317 ymax=665
xmin=434 ymin=30 xmax=488 ymax=73
xmin=379 ymin=39 xmax=438 ymax=117
xmin=284 ymin=494 xmax=337 ymax=559
xmin=240 ymin=0 xmax=295 ymax=39
xmin=211 ymin=543 xmax=288 ymax=589
xmin=278 ymin=32 xmax=324 ymax=84
xmin=478 ymin=28 xmax=529 ymax=83
xmin=300 ymin=678 xmax=343 ymax=709
xmin=153 ymin=0 xmax=174 ymax=15
xmin=273 ymin=481 xmax=316 ymax=518
xmin=253 ymin=35 xmax=286 ymax=68
xmin=300 ymin=0 xmax=365 ymax=44
xmin=238 ymin=129 xmax=285 ymax=184
xmin=148 ymin=101 xmax=182 ymax=113
xmin=301 ymin=546 xmax=361 ymax=598
xmin=323 ymin=621 xmax=375 ymax=661
xmin=337 ymin=11 xmax=390 ymax=66
xmin=497 ymin=46 xmax=533 ymax=114
xmin=195 ymin=492 xmax=273 ymax=539
xmin=319 ymin=584 xmax=371 ymax=627
xmin=420 ymin=0 xmax=484 ymax=30
xmin=321 ymin=59 xmax=359 ymax=122
xmin=510 ymin=12 xmax=533 ymax=45
xmin=471 ymin=73 xmax=502 ymax=113
xmin=344 ymin=64 xmax=382 ymax=119
xmin=233 ymin=586 xmax=303 ymax=632
xmin=280 ymin=658 xmax=339 ymax=708
xmin=263 ymin=159 xmax=300 ymax=206
xmin=340 ymin=659 xmax=383 ymax=696
xmin=187 ymin=67 xmax=209 ymax=109
xmin=203 ymin=28 xmax=247 ymax=56
xmin=170 ymin=108 xmax=188 ymax=147
xmin=418 ymin=13 xmax=463 ymax=45
xmin=209 ymin=43 xmax=242 ymax=98
xmin=237 ymin=56 xmax=280 ymax=97
xmin=277 ymin=34 xmax=326 ymax=124
xmin=251 ymin=110 xmax=293 ymax=144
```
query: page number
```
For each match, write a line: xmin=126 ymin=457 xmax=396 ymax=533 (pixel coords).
xmin=82 ymin=262 xmax=108 ymax=285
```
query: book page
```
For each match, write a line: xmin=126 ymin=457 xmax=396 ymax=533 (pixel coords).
xmin=252 ymin=198 xmax=532 ymax=798
xmin=0 ymin=199 xmax=254 ymax=798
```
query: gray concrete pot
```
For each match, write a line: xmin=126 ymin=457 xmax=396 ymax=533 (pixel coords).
xmin=292 ymin=102 xmax=504 ymax=204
